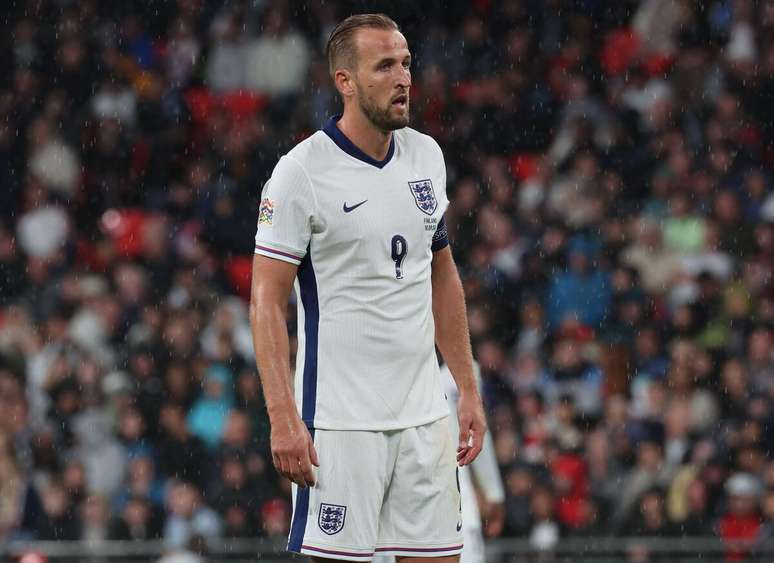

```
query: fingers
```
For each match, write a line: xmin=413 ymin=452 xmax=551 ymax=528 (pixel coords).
xmin=273 ymin=452 xmax=291 ymax=481
xmin=458 ymin=416 xmax=471 ymax=451
xmin=272 ymin=430 xmax=318 ymax=488
xmin=458 ymin=417 xmax=486 ymax=466
xmin=275 ymin=452 xmax=316 ymax=488
xmin=456 ymin=427 xmax=471 ymax=462
xmin=298 ymin=455 xmax=316 ymax=487
xmin=309 ymin=440 xmax=320 ymax=467
xmin=458 ymin=430 xmax=482 ymax=465
xmin=297 ymin=429 xmax=318 ymax=486
xmin=286 ymin=457 xmax=303 ymax=487
xmin=457 ymin=410 xmax=472 ymax=463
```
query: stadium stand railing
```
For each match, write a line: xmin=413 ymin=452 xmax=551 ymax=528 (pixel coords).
xmin=3 ymin=537 xmax=774 ymax=562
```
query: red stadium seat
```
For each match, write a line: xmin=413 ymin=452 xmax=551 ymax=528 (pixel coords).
xmin=509 ymin=153 xmax=538 ymax=182
xmin=100 ymin=208 xmax=148 ymax=258
xmin=601 ymin=28 xmax=640 ymax=75
xmin=221 ymin=90 xmax=268 ymax=122
xmin=185 ymin=88 xmax=218 ymax=125
xmin=224 ymin=256 xmax=254 ymax=301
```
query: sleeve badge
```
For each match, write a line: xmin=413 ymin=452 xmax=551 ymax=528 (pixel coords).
xmin=258 ymin=198 xmax=274 ymax=225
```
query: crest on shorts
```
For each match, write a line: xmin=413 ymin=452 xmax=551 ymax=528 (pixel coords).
xmin=318 ymin=503 xmax=346 ymax=535
xmin=408 ymin=179 xmax=437 ymax=215
xmin=258 ymin=198 xmax=274 ymax=225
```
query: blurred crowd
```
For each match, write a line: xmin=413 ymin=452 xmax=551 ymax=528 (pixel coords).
xmin=1 ymin=0 xmax=773 ymax=560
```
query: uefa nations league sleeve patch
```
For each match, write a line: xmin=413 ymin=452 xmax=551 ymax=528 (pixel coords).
xmin=258 ymin=198 xmax=274 ymax=225
xmin=319 ymin=503 xmax=347 ymax=535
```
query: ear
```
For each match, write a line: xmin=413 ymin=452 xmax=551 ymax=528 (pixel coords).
xmin=334 ymin=68 xmax=356 ymax=98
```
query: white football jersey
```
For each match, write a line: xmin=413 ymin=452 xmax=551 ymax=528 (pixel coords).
xmin=254 ymin=115 xmax=450 ymax=431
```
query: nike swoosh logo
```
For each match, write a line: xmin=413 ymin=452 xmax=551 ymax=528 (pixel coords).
xmin=343 ymin=200 xmax=368 ymax=213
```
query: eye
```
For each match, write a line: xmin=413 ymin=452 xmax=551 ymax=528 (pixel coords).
xmin=402 ymin=60 xmax=411 ymax=69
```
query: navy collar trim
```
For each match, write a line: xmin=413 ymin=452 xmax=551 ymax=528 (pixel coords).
xmin=322 ymin=115 xmax=395 ymax=169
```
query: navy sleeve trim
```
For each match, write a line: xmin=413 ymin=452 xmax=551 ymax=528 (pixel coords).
xmin=431 ymin=216 xmax=449 ymax=252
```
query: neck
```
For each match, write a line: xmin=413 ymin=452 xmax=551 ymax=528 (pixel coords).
xmin=337 ymin=108 xmax=393 ymax=162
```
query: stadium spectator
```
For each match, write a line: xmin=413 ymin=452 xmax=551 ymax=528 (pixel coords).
xmin=162 ymin=481 xmax=221 ymax=550
xmin=0 ymin=433 xmax=40 ymax=541
xmin=259 ymin=498 xmax=291 ymax=539
xmin=547 ymin=235 xmax=612 ymax=330
xmin=35 ymin=481 xmax=78 ymax=541
xmin=112 ymin=454 xmax=166 ymax=513
xmin=243 ymin=4 xmax=310 ymax=97
xmin=78 ymin=494 xmax=111 ymax=544
xmin=677 ymin=479 xmax=714 ymax=536
xmin=156 ymin=403 xmax=208 ymax=490
xmin=527 ymin=485 xmax=560 ymax=552
xmin=186 ymin=364 xmax=234 ymax=449
xmin=205 ymin=9 xmax=247 ymax=93
xmin=108 ymin=495 xmax=164 ymax=541
xmin=719 ymin=473 xmax=764 ymax=560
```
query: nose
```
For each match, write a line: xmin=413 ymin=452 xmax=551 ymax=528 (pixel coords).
xmin=396 ymin=66 xmax=411 ymax=89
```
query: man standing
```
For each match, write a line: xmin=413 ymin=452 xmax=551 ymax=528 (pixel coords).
xmin=250 ymin=14 xmax=486 ymax=562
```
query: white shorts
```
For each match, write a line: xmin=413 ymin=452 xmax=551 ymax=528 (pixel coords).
xmin=287 ymin=417 xmax=464 ymax=561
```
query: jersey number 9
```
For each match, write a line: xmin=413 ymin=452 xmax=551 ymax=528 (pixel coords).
xmin=391 ymin=235 xmax=408 ymax=279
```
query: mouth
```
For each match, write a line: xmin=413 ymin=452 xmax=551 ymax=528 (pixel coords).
xmin=391 ymin=94 xmax=408 ymax=109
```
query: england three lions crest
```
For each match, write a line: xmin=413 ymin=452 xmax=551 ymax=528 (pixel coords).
xmin=318 ymin=503 xmax=346 ymax=535
xmin=408 ymin=179 xmax=437 ymax=215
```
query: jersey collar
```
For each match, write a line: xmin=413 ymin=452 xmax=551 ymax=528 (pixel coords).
xmin=323 ymin=114 xmax=395 ymax=169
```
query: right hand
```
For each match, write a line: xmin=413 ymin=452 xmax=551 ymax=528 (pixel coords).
xmin=456 ymin=389 xmax=487 ymax=466
xmin=270 ymin=413 xmax=319 ymax=488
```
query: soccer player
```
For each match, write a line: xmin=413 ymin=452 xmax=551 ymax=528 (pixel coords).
xmin=249 ymin=13 xmax=486 ymax=562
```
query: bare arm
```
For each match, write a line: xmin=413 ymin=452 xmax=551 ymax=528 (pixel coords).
xmin=249 ymin=254 xmax=318 ymax=487
xmin=431 ymin=246 xmax=486 ymax=465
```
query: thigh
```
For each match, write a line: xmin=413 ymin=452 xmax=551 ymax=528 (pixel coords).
xmin=375 ymin=418 xmax=464 ymax=559
xmin=288 ymin=428 xmax=391 ymax=561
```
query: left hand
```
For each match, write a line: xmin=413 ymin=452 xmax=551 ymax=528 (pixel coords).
xmin=456 ymin=390 xmax=487 ymax=466
xmin=483 ymin=502 xmax=506 ymax=537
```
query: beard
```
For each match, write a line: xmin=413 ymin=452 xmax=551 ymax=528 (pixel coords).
xmin=357 ymin=86 xmax=409 ymax=132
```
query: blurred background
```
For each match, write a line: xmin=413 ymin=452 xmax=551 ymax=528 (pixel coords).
xmin=0 ymin=0 xmax=773 ymax=562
